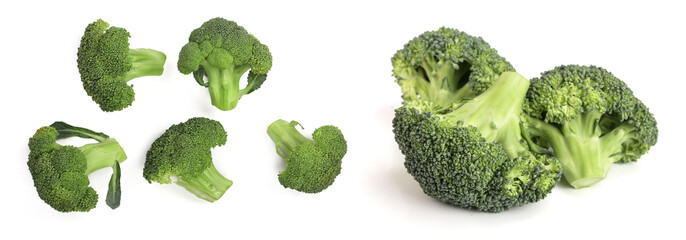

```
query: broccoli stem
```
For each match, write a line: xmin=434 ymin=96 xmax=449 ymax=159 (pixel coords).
xmin=79 ymin=138 xmax=127 ymax=175
xmin=444 ymin=72 xmax=530 ymax=158
xmin=202 ymin=64 xmax=250 ymax=111
xmin=122 ymin=48 xmax=166 ymax=81
xmin=267 ymin=120 xmax=312 ymax=158
xmin=525 ymin=111 xmax=621 ymax=188
xmin=175 ymin=164 xmax=233 ymax=202
xmin=416 ymin=59 xmax=475 ymax=107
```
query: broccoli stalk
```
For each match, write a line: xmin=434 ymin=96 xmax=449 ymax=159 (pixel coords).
xmin=267 ymin=120 xmax=311 ymax=158
xmin=200 ymin=62 xmax=251 ymax=111
xmin=78 ymin=138 xmax=126 ymax=174
xmin=121 ymin=48 xmax=167 ymax=81
xmin=440 ymin=72 xmax=530 ymax=158
xmin=526 ymin=110 xmax=642 ymax=188
xmin=175 ymin=163 xmax=232 ymax=202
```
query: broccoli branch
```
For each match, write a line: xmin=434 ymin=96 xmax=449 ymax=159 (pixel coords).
xmin=122 ymin=48 xmax=167 ymax=81
xmin=266 ymin=120 xmax=311 ymax=158
xmin=175 ymin=164 xmax=233 ymax=202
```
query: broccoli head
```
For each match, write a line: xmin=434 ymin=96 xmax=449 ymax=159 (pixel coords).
xmin=77 ymin=19 xmax=167 ymax=112
xmin=393 ymin=72 xmax=561 ymax=212
xmin=523 ymin=65 xmax=658 ymax=188
xmin=266 ymin=120 xmax=347 ymax=193
xmin=144 ymin=117 xmax=232 ymax=202
xmin=27 ymin=122 xmax=127 ymax=212
xmin=392 ymin=27 xmax=515 ymax=107
xmin=178 ymin=17 xmax=272 ymax=111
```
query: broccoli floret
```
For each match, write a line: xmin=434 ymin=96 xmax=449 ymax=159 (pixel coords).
xmin=393 ymin=72 xmax=561 ymax=212
xmin=77 ymin=19 xmax=167 ymax=112
xmin=392 ymin=27 xmax=515 ymax=107
xmin=266 ymin=120 xmax=347 ymax=193
xmin=27 ymin=122 xmax=127 ymax=212
xmin=523 ymin=65 xmax=658 ymax=188
xmin=178 ymin=17 xmax=272 ymax=111
xmin=144 ymin=117 xmax=232 ymax=202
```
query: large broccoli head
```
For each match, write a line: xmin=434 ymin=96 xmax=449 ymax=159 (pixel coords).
xmin=523 ymin=65 xmax=658 ymax=188
xmin=144 ymin=117 xmax=232 ymax=202
xmin=392 ymin=27 xmax=515 ymax=107
xmin=392 ymin=73 xmax=561 ymax=212
xmin=27 ymin=122 xmax=127 ymax=212
xmin=267 ymin=120 xmax=347 ymax=193
xmin=77 ymin=19 xmax=166 ymax=112
xmin=178 ymin=17 xmax=272 ymax=111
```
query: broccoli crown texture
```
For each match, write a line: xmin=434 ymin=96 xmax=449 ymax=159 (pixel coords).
xmin=144 ymin=117 xmax=232 ymax=202
xmin=27 ymin=122 xmax=127 ymax=212
xmin=267 ymin=120 xmax=347 ymax=193
xmin=77 ymin=19 xmax=166 ymax=112
xmin=178 ymin=17 xmax=272 ymax=111
xmin=523 ymin=65 xmax=658 ymax=188
xmin=393 ymin=72 xmax=561 ymax=212
xmin=392 ymin=27 xmax=515 ymax=107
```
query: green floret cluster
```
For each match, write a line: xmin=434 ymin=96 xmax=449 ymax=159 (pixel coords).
xmin=393 ymin=72 xmax=560 ymax=212
xmin=77 ymin=19 xmax=166 ymax=112
xmin=523 ymin=65 xmax=658 ymax=188
xmin=27 ymin=122 xmax=127 ymax=212
xmin=392 ymin=27 xmax=515 ymax=107
xmin=178 ymin=17 xmax=272 ymax=111
xmin=267 ymin=120 xmax=347 ymax=193
xmin=144 ymin=117 xmax=232 ymax=202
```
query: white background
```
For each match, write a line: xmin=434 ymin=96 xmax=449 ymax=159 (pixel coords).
xmin=1 ymin=0 xmax=684 ymax=239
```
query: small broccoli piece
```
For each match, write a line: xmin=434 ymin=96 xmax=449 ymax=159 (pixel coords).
xmin=27 ymin=122 xmax=127 ymax=212
xmin=77 ymin=19 xmax=167 ymax=112
xmin=393 ymin=72 xmax=561 ymax=212
xmin=178 ymin=17 xmax=272 ymax=111
xmin=523 ymin=65 xmax=658 ymax=188
xmin=392 ymin=27 xmax=515 ymax=107
xmin=266 ymin=120 xmax=347 ymax=193
xmin=144 ymin=117 xmax=232 ymax=202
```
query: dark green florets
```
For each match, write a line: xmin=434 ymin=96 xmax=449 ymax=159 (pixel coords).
xmin=523 ymin=65 xmax=658 ymax=188
xmin=392 ymin=73 xmax=561 ymax=212
xmin=77 ymin=19 xmax=166 ymax=112
xmin=177 ymin=17 xmax=272 ymax=111
xmin=392 ymin=27 xmax=515 ymax=107
xmin=267 ymin=120 xmax=347 ymax=193
xmin=144 ymin=117 xmax=232 ymax=202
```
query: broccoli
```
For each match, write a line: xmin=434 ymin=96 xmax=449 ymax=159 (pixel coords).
xmin=523 ymin=65 xmax=658 ymax=188
xmin=393 ymin=72 xmax=561 ymax=212
xmin=266 ymin=120 xmax=347 ymax=193
xmin=177 ymin=17 xmax=272 ymax=111
xmin=27 ymin=122 xmax=127 ymax=212
xmin=77 ymin=19 xmax=167 ymax=112
xmin=144 ymin=117 xmax=232 ymax=202
xmin=392 ymin=27 xmax=515 ymax=107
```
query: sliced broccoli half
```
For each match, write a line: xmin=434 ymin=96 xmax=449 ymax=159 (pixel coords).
xmin=178 ymin=17 xmax=272 ymax=111
xmin=27 ymin=122 xmax=127 ymax=212
xmin=266 ymin=120 xmax=347 ymax=193
xmin=523 ymin=65 xmax=658 ymax=188
xmin=393 ymin=72 xmax=561 ymax=212
xmin=144 ymin=117 xmax=232 ymax=202
xmin=392 ymin=27 xmax=515 ymax=107
xmin=77 ymin=19 xmax=166 ymax=112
